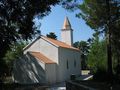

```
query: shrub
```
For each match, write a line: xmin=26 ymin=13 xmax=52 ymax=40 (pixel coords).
xmin=93 ymin=68 xmax=108 ymax=82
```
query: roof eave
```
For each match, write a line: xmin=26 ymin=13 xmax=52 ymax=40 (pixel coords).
xmin=23 ymin=36 xmax=41 ymax=51
xmin=59 ymin=47 xmax=80 ymax=52
xmin=41 ymin=36 xmax=59 ymax=48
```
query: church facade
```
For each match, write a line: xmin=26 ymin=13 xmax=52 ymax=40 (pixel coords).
xmin=12 ymin=17 xmax=81 ymax=84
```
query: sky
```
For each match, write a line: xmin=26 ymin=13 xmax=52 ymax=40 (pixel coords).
xmin=35 ymin=5 xmax=94 ymax=43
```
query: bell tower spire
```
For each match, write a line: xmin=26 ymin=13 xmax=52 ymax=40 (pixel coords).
xmin=61 ymin=16 xmax=73 ymax=46
xmin=62 ymin=16 xmax=71 ymax=29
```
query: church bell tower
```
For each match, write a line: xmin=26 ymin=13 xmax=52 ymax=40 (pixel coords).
xmin=61 ymin=16 xmax=73 ymax=46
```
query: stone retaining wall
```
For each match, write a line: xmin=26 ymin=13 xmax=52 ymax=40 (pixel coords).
xmin=66 ymin=81 xmax=96 ymax=90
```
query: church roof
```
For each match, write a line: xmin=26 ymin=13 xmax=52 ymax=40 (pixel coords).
xmin=23 ymin=36 xmax=79 ymax=51
xmin=30 ymin=52 xmax=56 ymax=64
xmin=42 ymin=36 xmax=79 ymax=51
xmin=62 ymin=16 xmax=72 ymax=29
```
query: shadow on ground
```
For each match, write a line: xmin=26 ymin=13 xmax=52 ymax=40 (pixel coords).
xmin=0 ymin=83 xmax=48 ymax=90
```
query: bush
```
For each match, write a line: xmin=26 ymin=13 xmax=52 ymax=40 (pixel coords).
xmin=93 ymin=68 xmax=108 ymax=82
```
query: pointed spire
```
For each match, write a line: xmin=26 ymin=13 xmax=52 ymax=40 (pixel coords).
xmin=62 ymin=16 xmax=71 ymax=29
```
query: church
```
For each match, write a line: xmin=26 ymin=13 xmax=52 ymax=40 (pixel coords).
xmin=12 ymin=17 xmax=81 ymax=84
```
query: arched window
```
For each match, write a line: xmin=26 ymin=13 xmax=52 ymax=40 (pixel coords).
xmin=74 ymin=59 xmax=76 ymax=68
xmin=67 ymin=60 xmax=69 ymax=69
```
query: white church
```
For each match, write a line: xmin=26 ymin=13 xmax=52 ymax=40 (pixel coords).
xmin=13 ymin=17 xmax=81 ymax=84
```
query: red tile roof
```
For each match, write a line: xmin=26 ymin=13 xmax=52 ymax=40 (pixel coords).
xmin=42 ymin=36 xmax=79 ymax=51
xmin=30 ymin=52 xmax=56 ymax=64
xmin=23 ymin=36 xmax=80 ymax=51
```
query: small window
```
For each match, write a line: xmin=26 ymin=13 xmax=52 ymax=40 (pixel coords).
xmin=74 ymin=59 xmax=76 ymax=67
xmin=67 ymin=60 xmax=69 ymax=69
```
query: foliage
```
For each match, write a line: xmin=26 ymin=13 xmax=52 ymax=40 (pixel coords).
xmin=74 ymin=41 xmax=89 ymax=54
xmin=63 ymin=0 xmax=120 ymax=81
xmin=73 ymin=41 xmax=89 ymax=69
xmin=78 ymin=0 xmax=120 ymax=81
xmin=62 ymin=0 xmax=80 ymax=11
xmin=87 ymin=35 xmax=107 ymax=73
xmin=0 ymin=0 xmax=59 ymax=78
xmin=93 ymin=68 xmax=108 ymax=82
xmin=3 ymin=41 xmax=28 ymax=76
xmin=73 ymin=41 xmax=80 ymax=48
xmin=63 ymin=0 xmax=120 ymax=32
xmin=0 ymin=0 xmax=59 ymax=58
xmin=46 ymin=32 xmax=57 ymax=40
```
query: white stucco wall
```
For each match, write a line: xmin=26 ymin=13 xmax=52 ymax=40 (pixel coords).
xmin=39 ymin=38 xmax=59 ymax=63
xmin=57 ymin=48 xmax=81 ymax=82
xmin=13 ymin=54 xmax=46 ymax=84
xmin=22 ymin=36 xmax=81 ymax=84
xmin=24 ymin=37 xmax=59 ymax=63
xmin=45 ymin=64 xmax=57 ymax=84
xmin=61 ymin=30 xmax=73 ymax=46
xmin=24 ymin=38 xmax=41 ymax=54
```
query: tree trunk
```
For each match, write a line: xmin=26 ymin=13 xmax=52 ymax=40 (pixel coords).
xmin=106 ymin=0 xmax=113 ymax=83
xmin=107 ymin=32 xmax=113 ymax=81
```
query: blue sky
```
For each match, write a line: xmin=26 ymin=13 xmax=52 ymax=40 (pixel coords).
xmin=35 ymin=5 xmax=94 ymax=42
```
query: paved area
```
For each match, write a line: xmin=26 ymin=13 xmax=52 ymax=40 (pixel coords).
xmin=46 ymin=82 xmax=66 ymax=90
xmin=0 ymin=74 xmax=93 ymax=90
xmin=45 ymin=71 xmax=93 ymax=90
xmin=77 ymin=74 xmax=93 ymax=80
xmin=45 ymin=74 xmax=93 ymax=90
